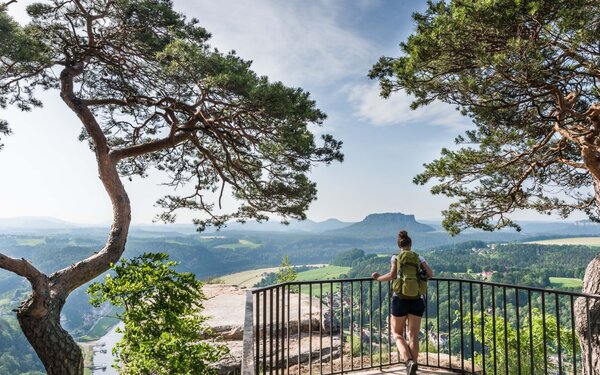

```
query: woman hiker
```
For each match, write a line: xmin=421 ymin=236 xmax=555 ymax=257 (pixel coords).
xmin=371 ymin=230 xmax=433 ymax=375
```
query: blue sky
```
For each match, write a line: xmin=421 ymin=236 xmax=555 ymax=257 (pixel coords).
xmin=0 ymin=0 xmax=583 ymax=225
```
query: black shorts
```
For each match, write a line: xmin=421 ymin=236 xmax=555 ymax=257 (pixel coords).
xmin=391 ymin=295 xmax=425 ymax=317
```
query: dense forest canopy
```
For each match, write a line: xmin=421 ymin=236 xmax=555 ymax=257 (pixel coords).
xmin=0 ymin=318 xmax=44 ymax=375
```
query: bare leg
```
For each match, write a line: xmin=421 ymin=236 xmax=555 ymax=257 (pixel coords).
xmin=406 ymin=314 xmax=422 ymax=363
xmin=391 ymin=315 xmax=412 ymax=362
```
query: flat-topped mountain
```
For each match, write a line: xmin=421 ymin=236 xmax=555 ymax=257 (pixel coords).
xmin=327 ymin=212 xmax=435 ymax=237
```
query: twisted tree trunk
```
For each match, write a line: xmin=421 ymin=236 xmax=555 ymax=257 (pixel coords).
xmin=17 ymin=294 xmax=83 ymax=375
xmin=575 ymin=255 xmax=600 ymax=375
xmin=575 ymin=167 xmax=600 ymax=374
xmin=0 ymin=56 xmax=192 ymax=373
xmin=6 ymin=62 xmax=132 ymax=375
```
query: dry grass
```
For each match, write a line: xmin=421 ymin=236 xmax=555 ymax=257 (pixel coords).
xmin=526 ymin=237 xmax=600 ymax=246
xmin=218 ymin=267 xmax=280 ymax=287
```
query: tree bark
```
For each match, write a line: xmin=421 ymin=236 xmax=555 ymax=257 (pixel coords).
xmin=4 ymin=62 xmax=133 ymax=375
xmin=575 ymin=167 xmax=600 ymax=374
xmin=17 ymin=294 xmax=83 ymax=375
xmin=575 ymin=255 xmax=600 ymax=375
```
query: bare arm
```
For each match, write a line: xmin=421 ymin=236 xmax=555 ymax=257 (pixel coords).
xmin=421 ymin=261 xmax=433 ymax=279
xmin=372 ymin=261 xmax=397 ymax=282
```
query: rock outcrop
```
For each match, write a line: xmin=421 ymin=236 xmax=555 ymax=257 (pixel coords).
xmin=203 ymin=284 xmax=332 ymax=374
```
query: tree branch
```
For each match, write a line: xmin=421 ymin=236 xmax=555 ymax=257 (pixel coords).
xmin=0 ymin=253 xmax=46 ymax=288
xmin=499 ymin=128 xmax=556 ymax=168
xmin=0 ymin=0 xmax=17 ymax=9
xmin=0 ymin=252 xmax=49 ymax=317
xmin=110 ymin=130 xmax=193 ymax=161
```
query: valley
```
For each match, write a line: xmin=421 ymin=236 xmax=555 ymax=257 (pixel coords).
xmin=0 ymin=213 xmax=599 ymax=374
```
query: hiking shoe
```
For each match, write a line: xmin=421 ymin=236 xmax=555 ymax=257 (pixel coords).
xmin=406 ymin=360 xmax=417 ymax=375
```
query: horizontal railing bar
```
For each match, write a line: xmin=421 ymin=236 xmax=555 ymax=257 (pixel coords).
xmin=251 ymin=277 xmax=373 ymax=292
xmin=251 ymin=276 xmax=600 ymax=299
xmin=432 ymin=277 xmax=600 ymax=298
xmin=314 ymin=361 xmax=467 ymax=375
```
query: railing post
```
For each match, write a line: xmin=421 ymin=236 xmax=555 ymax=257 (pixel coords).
xmin=515 ymin=287 xmax=521 ymax=375
xmin=459 ymin=280 xmax=464 ymax=372
xmin=378 ymin=281 xmax=382 ymax=370
xmin=309 ymin=283 xmax=312 ymax=375
xmin=387 ymin=281 xmax=393 ymax=366
xmin=319 ymin=282 xmax=323 ymax=375
xmin=242 ymin=290 xmax=255 ymax=375
xmin=341 ymin=281 xmax=346 ymax=372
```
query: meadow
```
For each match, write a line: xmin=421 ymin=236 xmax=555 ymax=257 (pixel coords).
xmin=527 ymin=237 xmax=600 ymax=246
xmin=217 ymin=267 xmax=280 ymax=287
xmin=296 ymin=265 xmax=351 ymax=281
xmin=217 ymin=264 xmax=350 ymax=288
xmin=15 ymin=238 xmax=46 ymax=246
xmin=549 ymin=277 xmax=583 ymax=289
xmin=214 ymin=239 xmax=262 ymax=249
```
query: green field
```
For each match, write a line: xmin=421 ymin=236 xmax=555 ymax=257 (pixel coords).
xmin=549 ymin=277 xmax=583 ymax=289
xmin=295 ymin=266 xmax=351 ymax=296
xmin=296 ymin=265 xmax=351 ymax=281
xmin=218 ymin=267 xmax=280 ymax=287
xmin=165 ymin=239 xmax=189 ymax=245
xmin=527 ymin=237 xmax=600 ymax=246
xmin=215 ymin=239 xmax=261 ymax=249
xmin=218 ymin=264 xmax=346 ymax=288
xmin=16 ymin=238 xmax=46 ymax=246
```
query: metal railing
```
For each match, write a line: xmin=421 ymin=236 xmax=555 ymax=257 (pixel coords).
xmin=249 ymin=277 xmax=600 ymax=375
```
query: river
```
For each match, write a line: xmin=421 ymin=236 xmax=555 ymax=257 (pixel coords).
xmin=91 ymin=322 xmax=123 ymax=375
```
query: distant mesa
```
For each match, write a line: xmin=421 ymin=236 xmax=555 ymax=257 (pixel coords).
xmin=327 ymin=212 xmax=435 ymax=237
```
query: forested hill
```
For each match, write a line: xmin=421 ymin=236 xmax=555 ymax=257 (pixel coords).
xmin=327 ymin=212 xmax=435 ymax=237
xmin=345 ymin=241 xmax=597 ymax=289
xmin=0 ymin=318 xmax=44 ymax=374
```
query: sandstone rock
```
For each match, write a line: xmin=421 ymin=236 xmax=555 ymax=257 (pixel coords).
xmin=203 ymin=284 xmax=329 ymax=374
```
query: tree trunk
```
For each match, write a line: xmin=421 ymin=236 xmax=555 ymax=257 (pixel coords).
xmin=0 ymin=61 xmax=132 ymax=375
xmin=17 ymin=294 xmax=84 ymax=375
xmin=575 ymin=254 xmax=600 ymax=375
xmin=575 ymin=173 xmax=600 ymax=374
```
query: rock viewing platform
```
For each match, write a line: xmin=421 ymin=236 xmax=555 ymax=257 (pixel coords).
xmin=203 ymin=284 xmax=464 ymax=375
xmin=204 ymin=284 xmax=337 ymax=374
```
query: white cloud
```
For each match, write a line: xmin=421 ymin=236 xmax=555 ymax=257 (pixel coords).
xmin=178 ymin=0 xmax=376 ymax=87
xmin=4 ymin=1 xmax=31 ymax=24
xmin=10 ymin=1 xmax=377 ymax=88
xmin=347 ymin=82 xmax=473 ymax=131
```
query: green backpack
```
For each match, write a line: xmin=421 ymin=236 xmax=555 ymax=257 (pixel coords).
xmin=392 ymin=251 xmax=427 ymax=299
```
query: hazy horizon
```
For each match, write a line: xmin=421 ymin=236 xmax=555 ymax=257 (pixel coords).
xmin=0 ymin=213 xmax=586 ymax=228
